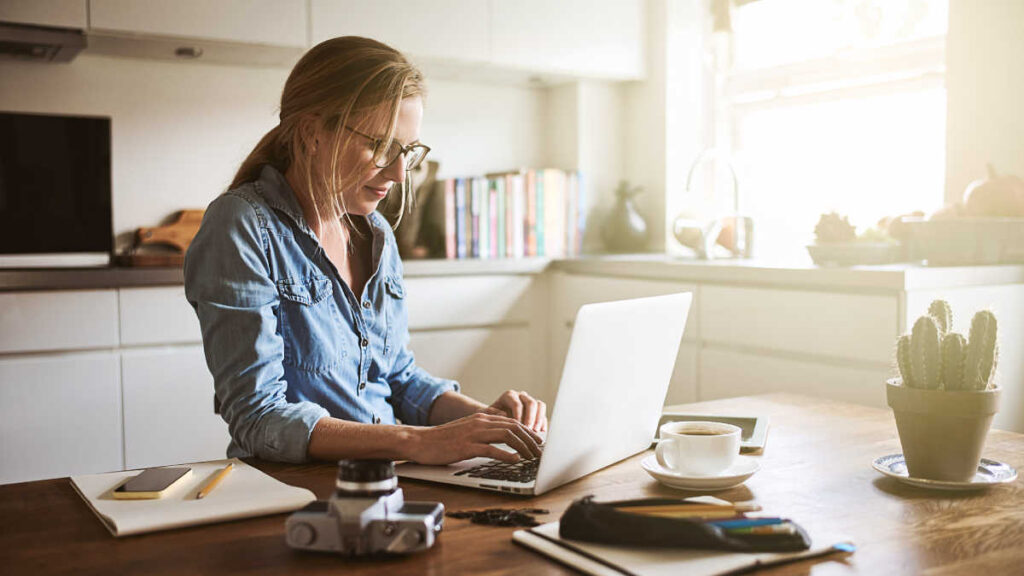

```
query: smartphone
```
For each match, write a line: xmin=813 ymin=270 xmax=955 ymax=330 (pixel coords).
xmin=113 ymin=467 xmax=192 ymax=500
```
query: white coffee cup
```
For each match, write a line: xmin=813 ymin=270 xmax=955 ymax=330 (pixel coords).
xmin=655 ymin=421 xmax=742 ymax=476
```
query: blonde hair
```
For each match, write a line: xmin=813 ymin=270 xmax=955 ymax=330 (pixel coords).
xmin=231 ymin=36 xmax=425 ymax=231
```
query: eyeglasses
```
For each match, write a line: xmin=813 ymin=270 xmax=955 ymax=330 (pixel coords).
xmin=344 ymin=126 xmax=430 ymax=171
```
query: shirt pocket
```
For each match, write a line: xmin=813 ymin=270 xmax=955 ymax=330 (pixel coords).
xmin=276 ymin=274 xmax=344 ymax=373
xmin=382 ymin=275 xmax=406 ymax=359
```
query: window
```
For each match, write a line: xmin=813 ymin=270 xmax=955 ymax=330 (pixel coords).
xmin=716 ymin=0 xmax=948 ymax=259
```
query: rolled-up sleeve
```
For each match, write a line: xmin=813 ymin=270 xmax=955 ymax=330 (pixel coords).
xmin=389 ymin=349 xmax=460 ymax=426
xmin=184 ymin=194 xmax=328 ymax=462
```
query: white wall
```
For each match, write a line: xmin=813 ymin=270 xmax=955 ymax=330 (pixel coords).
xmin=945 ymin=0 xmax=1024 ymax=203
xmin=0 ymin=54 xmax=547 ymax=250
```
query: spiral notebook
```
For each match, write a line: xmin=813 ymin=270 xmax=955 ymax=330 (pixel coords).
xmin=513 ymin=521 xmax=854 ymax=576
xmin=70 ymin=458 xmax=316 ymax=537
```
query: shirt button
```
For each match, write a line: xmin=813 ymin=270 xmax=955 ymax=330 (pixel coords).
xmin=361 ymin=338 xmax=369 ymax=347
xmin=358 ymin=381 xmax=366 ymax=391
xmin=362 ymin=301 xmax=371 ymax=309
xmin=373 ymin=415 xmax=381 ymax=424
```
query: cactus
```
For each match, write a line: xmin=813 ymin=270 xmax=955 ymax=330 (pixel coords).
xmin=928 ymin=300 xmax=953 ymax=335
xmin=964 ymin=310 xmax=999 ymax=390
xmin=896 ymin=334 xmax=913 ymax=387
xmin=895 ymin=303 xmax=999 ymax=392
xmin=941 ymin=333 xmax=967 ymax=390
xmin=910 ymin=316 xmax=942 ymax=390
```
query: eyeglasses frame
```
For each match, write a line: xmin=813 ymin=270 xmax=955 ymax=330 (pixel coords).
xmin=344 ymin=126 xmax=430 ymax=170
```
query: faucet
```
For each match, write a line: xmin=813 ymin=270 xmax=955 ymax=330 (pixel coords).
xmin=672 ymin=148 xmax=753 ymax=259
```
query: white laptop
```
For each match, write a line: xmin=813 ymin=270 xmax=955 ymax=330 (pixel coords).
xmin=396 ymin=292 xmax=692 ymax=496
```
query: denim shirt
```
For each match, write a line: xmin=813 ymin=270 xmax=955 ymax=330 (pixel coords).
xmin=184 ymin=165 xmax=459 ymax=463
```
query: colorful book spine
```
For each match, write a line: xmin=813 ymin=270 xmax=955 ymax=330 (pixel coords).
xmin=495 ymin=177 xmax=505 ymax=259
xmin=444 ymin=179 xmax=456 ymax=259
xmin=525 ymin=170 xmax=537 ymax=257
xmin=454 ymin=178 xmax=467 ymax=259
xmin=470 ymin=177 xmax=481 ymax=258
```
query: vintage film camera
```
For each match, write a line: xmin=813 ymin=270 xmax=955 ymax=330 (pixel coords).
xmin=285 ymin=460 xmax=444 ymax=555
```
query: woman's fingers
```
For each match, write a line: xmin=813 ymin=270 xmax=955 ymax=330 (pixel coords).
xmin=479 ymin=444 xmax=520 ymax=463
xmin=520 ymin=393 xmax=539 ymax=430
xmin=494 ymin=390 xmax=524 ymax=422
xmin=536 ymin=400 xmax=548 ymax=433
xmin=474 ymin=423 xmax=542 ymax=459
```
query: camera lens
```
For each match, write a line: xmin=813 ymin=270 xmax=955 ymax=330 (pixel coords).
xmin=334 ymin=460 xmax=397 ymax=498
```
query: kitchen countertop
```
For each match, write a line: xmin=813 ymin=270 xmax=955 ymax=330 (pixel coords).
xmin=3 ymin=254 xmax=1024 ymax=292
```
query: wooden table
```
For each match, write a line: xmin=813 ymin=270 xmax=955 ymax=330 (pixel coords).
xmin=3 ymin=394 xmax=1023 ymax=575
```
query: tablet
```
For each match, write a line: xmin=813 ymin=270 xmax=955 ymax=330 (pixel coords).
xmin=655 ymin=413 xmax=770 ymax=453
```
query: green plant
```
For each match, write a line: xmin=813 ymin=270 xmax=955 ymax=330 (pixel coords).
xmin=813 ymin=212 xmax=856 ymax=243
xmin=896 ymin=300 xmax=999 ymax=391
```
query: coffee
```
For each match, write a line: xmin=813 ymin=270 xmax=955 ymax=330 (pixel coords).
xmin=680 ymin=427 xmax=727 ymax=436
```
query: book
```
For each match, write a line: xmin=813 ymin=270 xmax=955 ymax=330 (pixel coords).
xmin=454 ymin=178 xmax=467 ymax=259
xmin=444 ymin=179 xmax=456 ymax=259
xmin=70 ymin=459 xmax=315 ymax=537
xmin=513 ymin=520 xmax=854 ymax=576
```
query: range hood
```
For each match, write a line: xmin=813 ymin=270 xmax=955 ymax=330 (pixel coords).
xmin=0 ymin=22 xmax=85 ymax=62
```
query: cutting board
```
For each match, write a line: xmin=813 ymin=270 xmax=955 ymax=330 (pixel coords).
xmin=120 ymin=210 xmax=204 ymax=267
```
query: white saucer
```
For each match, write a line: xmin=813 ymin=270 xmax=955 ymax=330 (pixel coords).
xmin=641 ymin=455 xmax=760 ymax=491
xmin=871 ymin=454 xmax=1018 ymax=491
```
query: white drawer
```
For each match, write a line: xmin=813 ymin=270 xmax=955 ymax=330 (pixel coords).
xmin=122 ymin=346 xmax=229 ymax=469
xmin=699 ymin=286 xmax=898 ymax=363
xmin=555 ymin=274 xmax=698 ymax=342
xmin=404 ymin=276 xmax=536 ymax=330
xmin=0 ymin=352 xmax=122 ymax=484
xmin=119 ymin=287 xmax=202 ymax=346
xmin=0 ymin=290 xmax=118 ymax=354
xmin=699 ymin=347 xmax=890 ymax=408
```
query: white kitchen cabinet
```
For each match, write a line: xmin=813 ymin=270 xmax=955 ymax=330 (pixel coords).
xmin=119 ymin=286 xmax=201 ymax=346
xmin=490 ymin=0 xmax=645 ymax=80
xmin=121 ymin=346 xmax=229 ymax=469
xmin=311 ymin=0 xmax=490 ymax=64
xmin=0 ymin=0 xmax=87 ymax=28
xmin=699 ymin=347 xmax=890 ymax=409
xmin=89 ymin=0 xmax=307 ymax=47
xmin=699 ymin=286 xmax=898 ymax=364
xmin=0 ymin=352 xmax=122 ymax=484
xmin=0 ymin=289 xmax=118 ymax=354
xmin=404 ymin=275 xmax=536 ymax=330
xmin=410 ymin=326 xmax=536 ymax=406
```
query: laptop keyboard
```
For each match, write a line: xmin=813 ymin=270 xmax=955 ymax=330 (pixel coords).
xmin=454 ymin=457 xmax=539 ymax=484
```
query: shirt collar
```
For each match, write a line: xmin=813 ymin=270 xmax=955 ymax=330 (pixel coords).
xmin=255 ymin=164 xmax=389 ymax=238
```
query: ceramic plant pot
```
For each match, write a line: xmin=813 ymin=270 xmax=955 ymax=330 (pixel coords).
xmin=886 ymin=379 xmax=1001 ymax=482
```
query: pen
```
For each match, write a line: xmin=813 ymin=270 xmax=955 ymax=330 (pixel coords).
xmin=708 ymin=517 xmax=784 ymax=529
xmin=196 ymin=462 xmax=234 ymax=500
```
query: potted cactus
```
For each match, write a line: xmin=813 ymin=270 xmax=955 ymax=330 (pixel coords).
xmin=887 ymin=300 xmax=1001 ymax=482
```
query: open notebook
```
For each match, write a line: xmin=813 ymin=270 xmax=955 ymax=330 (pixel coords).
xmin=70 ymin=458 xmax=315 ymax=537
xmin=514 ymin=521 xmax=854 ymax=576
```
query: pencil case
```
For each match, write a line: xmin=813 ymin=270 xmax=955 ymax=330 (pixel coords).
xmin=558 ymin=496 xmax=811 ymax=553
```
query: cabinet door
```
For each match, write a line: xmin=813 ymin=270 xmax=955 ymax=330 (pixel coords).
xmin=121 ymin=346 xmax=229 ymax=470
xmin=409 ymin=326 xmax=537 ymax=405
xmin=699 ymin=347 xmax=890 ymax=408
xmin=0 ymin=290 xmax=118 ymax=354
xmin=311 ymin=0 xmax=490 ymax=63
xmin=700 ymin=286 xmax=898 ymax=364
xmin=0 ymin=0 xmax=86 ymax=28
xmin=554 ymin=274 xmax=697 ymax=342
xmin=89 ymin=0 xmax=307 ymax=47
xmin=119 ymin=286 xmax=202 ymax=346
xmin=490 ymin=0 xmax=645 ymax=79
xmin=404 ymin=275 xmax=536 ymax=330
xmin=0 ymin=352 xmax=122 ymax=484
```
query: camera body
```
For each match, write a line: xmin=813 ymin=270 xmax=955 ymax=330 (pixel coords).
xmin=285 ymin=460 xmax=444 ymax=555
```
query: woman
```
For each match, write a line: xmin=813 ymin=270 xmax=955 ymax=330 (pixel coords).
xmin=185 ymin=37 xmax=546 ymax=465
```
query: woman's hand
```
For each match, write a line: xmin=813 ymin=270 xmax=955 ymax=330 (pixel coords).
xmin=483 ymin=390 xmax=548 ymax=434
xmin=408 ymin=413 xmax=543 ymax=465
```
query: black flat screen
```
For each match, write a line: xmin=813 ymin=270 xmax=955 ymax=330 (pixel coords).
xmin=0 ymin=112 xmax=112 ymax=255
